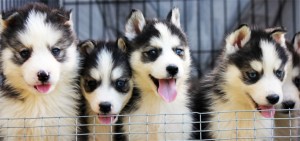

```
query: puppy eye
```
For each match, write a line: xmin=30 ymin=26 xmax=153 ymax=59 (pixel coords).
xmin=146 ymin=49 xmax=158 ymax=58
xmin=174 ymin=48 xmax=184 ymax=56
xmin=19 ymin=49 xmax=31 ymax=59
xmin=116 ymin=80 xmax=126 ymax=88
xmin=274 ymin=70 xmax=284 ymax=79
xmin=246 ymin=71 xmax=258 ymax=80
xmin=51 ymin=48 xmax=61 ymax=57
xmin=85 ymin=80 xmax=97 ymax=92
xmin=294 ymin=77 xmax=300 ymax=87
xmin=115 ymin=79 xmax=128 ymax=92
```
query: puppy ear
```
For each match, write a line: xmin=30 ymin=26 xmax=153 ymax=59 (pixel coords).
xmin=0 ymin=12 xmax=19 ymax=32
xmin=292 ymin=32 xmax=300 ymax=54
xmin=167 ymin=7 xmax=180 ymax=28
xmin=270 ymin=29 xmax=287 ymax=48
xmin=78 ymin=40 xmax=96 ymax=56
xmin=125 ymin=9 xmax=146 ymax=40
xmin=64 ymin=10 xmax=73 ymax=27
xmin=225 ymin=24 xmax=251 ymax=55
xmin=117 ymin=38 xmax=127 ymax=52
xmin=265 ymin=26 xmax=285 ymax=33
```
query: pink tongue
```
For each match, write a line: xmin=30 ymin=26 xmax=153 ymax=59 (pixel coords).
xmin=98 ymin=115 xmax=115 ymax=124
xmin=258 ymin=105 xmax=275 ymax=118
xmin=35 ymin=84 xmax=51 ymax=94
xmin=158 ymin=79 xmax=177 ymax=103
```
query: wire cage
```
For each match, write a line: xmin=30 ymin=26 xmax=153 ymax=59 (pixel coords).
xmin=0 ymin=110 xmax=299 ymax=140
xmin=0 ymin=0 xmax=300 ymax=140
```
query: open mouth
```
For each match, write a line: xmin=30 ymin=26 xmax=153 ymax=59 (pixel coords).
xmin=97 ymin=114 xmax=118 ymax=124
xmin=34 ymin=83 xmax=51 ymax=94
xmin=247 ymin=94 xmax=275 ymax=118
xmin=149 ymin=75 xmax=177 ymax=103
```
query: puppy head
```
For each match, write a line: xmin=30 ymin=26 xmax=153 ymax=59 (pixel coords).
xmin=79 ymin=39 xmax=133 ymax=124
xmin=124 ymin=8 xmax=191 ymax=103
xmin=224 ymin=25 xmax=289 ymax=118
xmin=0 ymin=3 xmax=77 ymax=96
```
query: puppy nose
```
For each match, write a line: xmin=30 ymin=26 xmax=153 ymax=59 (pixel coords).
xmin=266 ymin=94 xmax=280 ymax=105
xmin=99 ymin=102 xmax=112 ymax=114
xmin=37 ymin=71 xmax=50 ymax=82
xmin=282 ymin=100 xmax=295 ymax=109
xmin=166 ymin=65 xmax=178 ymax=76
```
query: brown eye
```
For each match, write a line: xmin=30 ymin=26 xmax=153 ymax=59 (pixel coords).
xmin=19 ymin=49 xmax=31 ymax=59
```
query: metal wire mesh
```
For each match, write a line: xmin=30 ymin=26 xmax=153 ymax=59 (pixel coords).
xmin=0 ymin=0 xmax=300 ymax=140
xmin=1 ymin=0 xmax=299 ymax=76
xmin=0 ymin=110 xmax=299 ymax=140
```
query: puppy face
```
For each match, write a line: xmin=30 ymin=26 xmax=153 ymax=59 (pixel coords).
xmin=124 ymin=8 xmax=191 ymax=103
xmin=79 ymin=40 xmax=133 ymax=124
xmin=277 ymin=33 xmax=300 ymax=114
xmin=0 ymin=3 xmax=77 ymax=96
xmin=224 ymin=25 xmax=289 ymax=118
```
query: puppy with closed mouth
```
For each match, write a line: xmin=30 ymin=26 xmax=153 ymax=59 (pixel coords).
xmin=274 ymin=32 xmax=300 ymax=140
xmin=0 ymin=3 xmax=82 ymax=140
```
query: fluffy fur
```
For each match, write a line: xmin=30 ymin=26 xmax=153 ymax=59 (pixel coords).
xmin=119 ymin=8 xmax=193 ymax=140
xmin=79 ymin=39 xmax=138 ymax=141
xmin=274 ymin=32 xmax=300 ymax=140
xmin=0 ymin=3 xmax=82 ymax=140
xmin=190 ymin=25 xmax=289 ymax=140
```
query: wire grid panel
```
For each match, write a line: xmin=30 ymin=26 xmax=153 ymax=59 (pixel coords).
xmin=0 ymin=110 xmax=299 ymax=140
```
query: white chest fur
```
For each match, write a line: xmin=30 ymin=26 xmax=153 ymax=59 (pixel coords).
xmin=122 ymin=90 xmax=192 ymax=141
xmin=0 ymin=88 xmax=79 ymax=141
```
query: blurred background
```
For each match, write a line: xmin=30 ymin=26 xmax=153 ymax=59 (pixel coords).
xmin=1 ymin=0 xmax=299 ymax=77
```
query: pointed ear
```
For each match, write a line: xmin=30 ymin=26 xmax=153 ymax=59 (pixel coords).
xmin=0 ymin=14 xmax=3 ymax=33
xmin=225 ymin=24 xmax=251 ymax=55
xmin=292 ymin=32 xmax=300 ymax=54
xmin=265 ymin=26 xmax=285 ymax=33
xmin=167 ymin=7 xmax=180 ymax=28
xmin=125 ymin=9 xmax=146 ymax=40
xmin=117 ymin=38 xmax=127 ymax=52
xmin=64 ymin=10 xmax=73 ymax=27
xmin=0 ymin=12 xmax=19 ymax=32
xmin=78 ymin=40 xmax=96 ymax=56
xmin=270 ymin=29 xmax=286 ymax=48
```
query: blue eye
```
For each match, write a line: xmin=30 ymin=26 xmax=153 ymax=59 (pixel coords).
xmin=246 ymin=71 xmax=258 ymax=79
xmin=51 ymin=48 xmax=61 ymax=56
xmin=174 ymin=48 xmax=184 ymax=56
xmin=115 ymin=79 xmax=128 ymax=92
xmin=275 ymin=70 xmax=284 ymax=79
xmin=116 ymin=80 xmax=126 ymax=88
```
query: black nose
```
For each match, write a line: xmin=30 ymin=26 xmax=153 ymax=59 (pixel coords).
xmin=99 ymin=102 xmax=112 ymax=113
xmin=266 ymin=94 xmax=280 ymax=105
xmin=282 ymin=100 xmax=295 ymax=109
xmin=37 ymin=71 xmax=49 ymax=82
xmin=166 ymin=65 xmax=178 ymax=76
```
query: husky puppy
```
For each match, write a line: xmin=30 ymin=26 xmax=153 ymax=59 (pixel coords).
xmin=119 ymin=8 xmax=193 ymax=140
xmin=79 ymin=39 xmax=137 ymax=141
xmin=274 ymin=32 xmax=300 ymax=140
xmin=0 ymin=3 xmax=81 ymax=140
xmin=190 ymin=25 xmax=289 ymax=140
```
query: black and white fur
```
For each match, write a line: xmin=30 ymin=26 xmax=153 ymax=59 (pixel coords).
xmin=120 ymin=8 xmax=193 ymax=140
xmin=0 ymin=3 xmax=82 ymax=140
xmin=79 ymin=39 xmax=136 ymax=141
xmin=274 ymin=32 xmax=300 ymax=140
xmin=190 ymin=25 xmax=289 ymax=140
